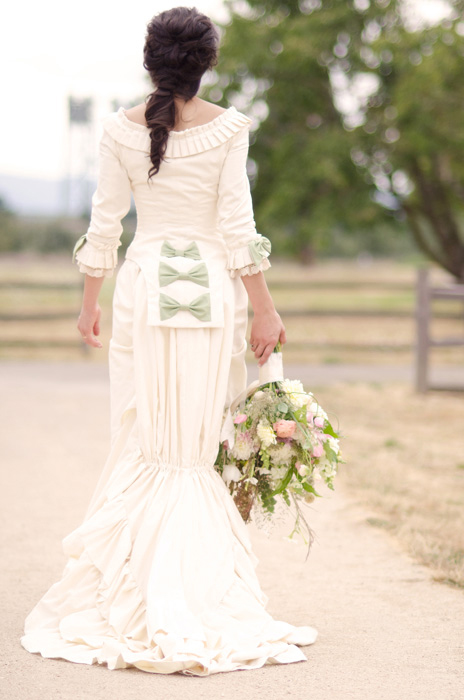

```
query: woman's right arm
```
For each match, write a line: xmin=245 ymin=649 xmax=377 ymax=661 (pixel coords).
xmin=216 ymin=121 xmax=285 ymax=365
xmin=240 ymin=270 xmax=286 ymax=366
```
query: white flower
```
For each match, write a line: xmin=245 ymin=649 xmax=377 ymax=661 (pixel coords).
xmin=296 ymin=462 xmax=311 ymax=477
xmin=327 ymin=435 xmax=340 ymax=455
xmin=312 ymin=467 xmax=322 ymax=481
xmin=280 ymin=379 xmax=309 ymax=408
xmin=222 ymin=464 xmax=242 ymax=485
xmin=253 ymin=390 xmax=265 ymax=399
xmin=319 ymin=460 xmax=337 ymax=478
xmin=231 ymin=432 xmax=254 ymax=461
xmin=257 ymin=466 xmax=271 ymax=475
xmin=308 ymin=401 xmax=328 ymax=422
xmin=268 ymin=441 xmax=296 ymax=466
xmin=270 ymin=465 xmax=287 ymax=482
xmin=257 ymin=420 xmax=277 ymax=447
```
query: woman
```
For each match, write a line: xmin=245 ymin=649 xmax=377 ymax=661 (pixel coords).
xmin=20 ymin=6 xmax=318 ymax=675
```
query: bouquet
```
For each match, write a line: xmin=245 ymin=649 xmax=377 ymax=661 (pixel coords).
xmin=215 ymin=342 xmax=344 ymax=555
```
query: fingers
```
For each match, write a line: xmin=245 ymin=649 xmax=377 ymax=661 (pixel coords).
xmin=250 ymin=339 xmax=277 ymax=366
xmin=252 ymin=341 xmax=266 ymax=362
xmin=77 ymin=323 xmax=102 ymax=348
xmin=79 ymin=330 xmax=103 ymax=349
xmin=258 ymin=342 xmax=275 ymax=367
xmin=77 ymin=305 xmax=102 ymax=349
xmin=279 ymin=325 xmax=287 ymax=345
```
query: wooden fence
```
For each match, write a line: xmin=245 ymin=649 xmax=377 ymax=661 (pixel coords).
xmin=1 ymin=270 xmax=464 ymax=388
xmin=415 ymin=267 xmax=464 ymax=392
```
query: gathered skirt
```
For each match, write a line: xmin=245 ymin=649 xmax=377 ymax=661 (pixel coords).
xmin=20 ymin=258 xmax=318 ymax=675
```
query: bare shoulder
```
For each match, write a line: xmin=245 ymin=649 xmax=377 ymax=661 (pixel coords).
xmin=122 ymin=98 xmax=228 ymax=129
xmin=174 ymin=98 xmax=228 ymax=130
xmin=123 ymin=102 xmax=148 ymax=127
xmin=193 ymin=98 xmax=228 ymax=119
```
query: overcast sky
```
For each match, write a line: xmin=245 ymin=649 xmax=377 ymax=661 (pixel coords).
xmin=1 ymin=0 xmax=450 ymax=180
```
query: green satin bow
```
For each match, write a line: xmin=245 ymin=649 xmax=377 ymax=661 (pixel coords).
xmin=248 ymin=236 xmax=272 ymax=266
xmin=159 ymin=292 xmax=211 ymax=322
xmin=160 ymin=240 xmax=201 ymax=260
xmin=72 ymin=233 xmax=88 ymax=263
xmin=158 ymin=260 xmax=209 ymax=288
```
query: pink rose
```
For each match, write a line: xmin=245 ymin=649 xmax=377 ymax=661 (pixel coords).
xmin=312 ymin=443 xmax=324 ymax=458
xmin=273 ymin=419 xmax=297 ymax=438
xmin=306 ymin=411 xmax=314 ymax=425
xmin=314 ymin=416 xmax=325 ymax=428
xmin=234 ymin=413 xmax=247 ymax=424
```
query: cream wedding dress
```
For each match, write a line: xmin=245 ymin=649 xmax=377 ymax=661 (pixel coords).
xmin=20 ymin=105 xmax=318 ymax=675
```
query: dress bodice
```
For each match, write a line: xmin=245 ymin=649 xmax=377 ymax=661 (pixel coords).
xmin=72 ymin=104 xmax=272 ymax=328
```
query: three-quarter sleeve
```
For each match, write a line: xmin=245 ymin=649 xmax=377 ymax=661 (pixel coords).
xmin=216 ymin=124 xmax=272 ymax=278
xmin=72 ymin=129 xmax=132 ymax=278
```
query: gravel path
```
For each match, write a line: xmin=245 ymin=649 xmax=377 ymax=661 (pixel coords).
xmin=1 ymin=361 xmax=463 ymax=700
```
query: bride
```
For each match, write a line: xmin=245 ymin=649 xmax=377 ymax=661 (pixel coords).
xmin=20 ymin=6 xmax=318 ymax=675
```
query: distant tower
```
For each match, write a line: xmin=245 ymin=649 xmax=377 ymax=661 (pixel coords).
xmin=65 ymin=96 xmax=95 ymax=216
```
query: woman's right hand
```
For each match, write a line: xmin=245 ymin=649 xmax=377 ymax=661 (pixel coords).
xmin=77 ymin=303 xmax=103 ymax=348
xmin=250 ymin=308 xmax=287 ymax=367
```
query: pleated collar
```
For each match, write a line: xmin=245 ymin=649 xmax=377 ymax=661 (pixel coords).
xmin=102 ymin=105 xmax=252 ymax=157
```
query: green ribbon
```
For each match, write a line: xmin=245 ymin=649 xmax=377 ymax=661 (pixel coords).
xmin=72 ymin=233 xmax=88 ymax=263
xmin=248 ymin=236 xmax=272 ymax=266
xmin=159 ymin=292 xmax=211 ymax=322
xmin=160 ymin=240 xmax=201 ymax=260
xmin=159 ymin=260 xmax=209 ymax=288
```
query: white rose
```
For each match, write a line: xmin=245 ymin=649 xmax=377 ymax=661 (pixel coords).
xmin=309 ymin=401 xmax=328 ymax=422
xmin=280 ymin=379 xmax=309 ymax=408
xmin=222 ymin=464 xmax=242 ymax=485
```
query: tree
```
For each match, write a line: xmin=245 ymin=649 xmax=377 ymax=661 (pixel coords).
xmin=347 ymin=1 xmax=464 ymax=280
xmin=208 ymin=0 xmax=464 ymax=278
xmin=0 ymin=196 xmax=19 ymax=252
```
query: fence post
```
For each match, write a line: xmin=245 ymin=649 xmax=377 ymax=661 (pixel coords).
xmin=415 ymin=266 xmax=430 ymax=393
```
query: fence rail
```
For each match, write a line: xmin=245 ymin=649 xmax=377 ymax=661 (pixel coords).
xmin=415 ymin=267 xmax=464 ymax=392
xmin=2 ymin=271 xmax=464 ymax=383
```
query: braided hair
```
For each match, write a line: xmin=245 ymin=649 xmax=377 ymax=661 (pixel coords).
xmin=143 ymin=6 xmax=219 ymax=180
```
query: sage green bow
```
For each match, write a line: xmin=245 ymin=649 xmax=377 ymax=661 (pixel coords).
xmin=72 ymin=233 xmax=88 ymax=263
xmin=248 ymin=236 xmax=272 ymax=266
xmin=159 ymin=260 xmax=209 ymax=288
xmin=160 ymin=240 xmax=201 ymax=260
xmin=159 ymin=292 xmax=211 ymax=322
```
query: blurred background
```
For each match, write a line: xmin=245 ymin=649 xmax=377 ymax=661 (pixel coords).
xmin=2 ymin=0 xmax=464 ymax=587
xmin=1 ymin=0 xmax=464 ymax=373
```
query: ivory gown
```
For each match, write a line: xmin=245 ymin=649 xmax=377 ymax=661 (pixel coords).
xmin=20 ymin=105 xmax=318 ymax=675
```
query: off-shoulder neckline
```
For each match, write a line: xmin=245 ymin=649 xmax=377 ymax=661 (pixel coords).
xmin=119 ymin=105 xmax=237 ymax=137
xmin=103 ymin=105 xmax=252 ymax=157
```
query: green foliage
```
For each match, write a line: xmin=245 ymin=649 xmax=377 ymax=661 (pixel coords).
xmin=207 ymin=0 xmax=464 ymax=276
xmin=0 ymin=211 xmax=136 ymax=256
xmin=0 ymin=197 xmax=20 ymax=253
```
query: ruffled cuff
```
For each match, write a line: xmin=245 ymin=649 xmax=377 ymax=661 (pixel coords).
xmin=227 ymin=235 xmax=272 ymax=279
xmin=76 ymin=261 xmax=115 ymax=278
xmin=72 ymin=233 xmax=118 ymax=277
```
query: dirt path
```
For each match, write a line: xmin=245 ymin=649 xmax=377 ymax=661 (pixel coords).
xmin=1 ymin=361 xmax=463 ymax=700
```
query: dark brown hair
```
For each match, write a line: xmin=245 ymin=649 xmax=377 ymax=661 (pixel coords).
xmin=143 ymin=6 xmax=219 ymax=180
